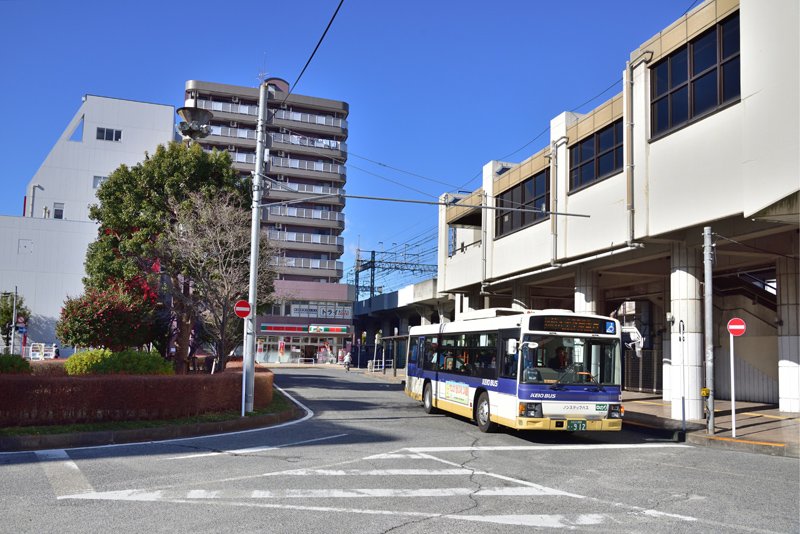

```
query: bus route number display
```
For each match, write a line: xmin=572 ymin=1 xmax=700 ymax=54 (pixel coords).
xmin=529 ymin=316 xmax=615 ymax=335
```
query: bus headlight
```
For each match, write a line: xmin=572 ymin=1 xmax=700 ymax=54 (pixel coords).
xmin=609 ymin=404 xmax=623 ymax=418
xmin=519 ymin=402 xmax=543 ymax=418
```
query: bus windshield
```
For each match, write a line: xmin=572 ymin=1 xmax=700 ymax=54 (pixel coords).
xmin=519 ymin=334 xmax=621 ymax=386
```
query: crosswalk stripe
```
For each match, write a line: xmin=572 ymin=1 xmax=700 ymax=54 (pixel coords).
xmin=35 ymin=449 xmax=94 ymax=498
xmin=268 ymin=468 xmax=475 ymax=476
xmin=406 ymin=443 xmax=688 ymax=452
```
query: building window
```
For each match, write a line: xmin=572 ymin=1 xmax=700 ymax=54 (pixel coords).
xmin=651 ymin=12 xmax=740 ymax=137
xmin=53 ymin=203 xmax=64 ymax=220
xmin=96 ymin=127 xmax=122 ymax=142
xmin=495 ymin=168 xmax=550 ymax=238
xmin=569 ymin=119 xmax=623 ymax=191
xmin=93 ymin=176 xmax=107 ymax=189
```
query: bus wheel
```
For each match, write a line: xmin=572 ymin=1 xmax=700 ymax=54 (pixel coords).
xmin=423 ymin=382 xmax=437 ymax=414
xmin=475 ymin=392 xmax=496 ymax=433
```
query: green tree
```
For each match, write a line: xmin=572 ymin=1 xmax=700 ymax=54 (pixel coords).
xmin=0 ymin=292 xmax=30 ymax=353
xmin=85 ymin=142 xmax=247 ymax=372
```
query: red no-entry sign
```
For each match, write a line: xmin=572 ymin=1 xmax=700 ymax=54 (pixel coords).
xmin=727 ymin=317 xmax=746 ymax=337
xmin=234 ymin=300 xmax=251 ymax=319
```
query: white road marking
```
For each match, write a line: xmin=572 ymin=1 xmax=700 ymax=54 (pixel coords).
xmin=265 ymin=468 xmax=475 ymax=476
xmin=63 ymin=485 xmax=574 ymax=501
xmin=164 ymin=433 xmax=348 ymax=460
xmin=0 ymin=385 xmax=313 ymax=457
xmin=407 ymin=443 xmax=689 ymax=452
xmin=363 ymin=453 xmax=430 ymax=460
xmin=34 ymin=449 xmax=94 ymax=497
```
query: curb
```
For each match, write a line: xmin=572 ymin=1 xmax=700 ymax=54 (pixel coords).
xmin=0 ymin=407 xmax=304 ymax=452
xmin=685 ymin=432 xmax=799 ymax=458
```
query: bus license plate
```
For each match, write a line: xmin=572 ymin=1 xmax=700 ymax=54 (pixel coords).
xmin=567 ymin=420 xmax=586 ymax=431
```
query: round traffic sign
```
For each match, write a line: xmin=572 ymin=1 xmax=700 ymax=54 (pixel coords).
xmin=234 ymin=300 xmax=251 ymax=319
xmin=727 ymin=317 xmax=746 ymax=337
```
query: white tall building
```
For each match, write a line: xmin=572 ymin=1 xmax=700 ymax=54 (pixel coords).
xmin=1 ymin=95 xmax=174 ymax=350
xmin=438 ymin=0 xmax=799 ymax=415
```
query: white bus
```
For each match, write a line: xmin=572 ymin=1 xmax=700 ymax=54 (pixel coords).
xmin=405 ymin=308 xmax=642 ymax=433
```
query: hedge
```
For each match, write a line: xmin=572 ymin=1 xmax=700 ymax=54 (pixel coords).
xmin=0 ymin=372 xmax=273 ymax=426
xmin=0 ymin=355 xmax=30 ymax=375
xmin=64 ymin=348 xmax=173 ymax=375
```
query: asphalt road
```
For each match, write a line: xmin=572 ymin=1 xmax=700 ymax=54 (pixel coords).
xmin=1 ymin=367 xmax=798 ymax=533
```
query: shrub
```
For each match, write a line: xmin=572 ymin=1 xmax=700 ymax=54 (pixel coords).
xmin=64 ymin=348 xmax=173 ymax=376
xmin=0 ymin=355 xmax=31 ymax=374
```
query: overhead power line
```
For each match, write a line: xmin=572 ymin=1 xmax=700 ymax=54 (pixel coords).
xmin=280 ymin=0 xmax=345 ymax=105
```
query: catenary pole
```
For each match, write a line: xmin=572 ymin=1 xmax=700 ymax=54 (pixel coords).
xmin=242 ymin=81 xmax=269 ymax=415
xmin=10 ymin=287 xmax=18 ymax=354
xmin=703 ymin=226 xmax=715 ymax=434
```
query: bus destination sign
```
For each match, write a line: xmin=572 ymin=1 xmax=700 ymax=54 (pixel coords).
xmin=529 ymin=316 xmax=616 ymax=335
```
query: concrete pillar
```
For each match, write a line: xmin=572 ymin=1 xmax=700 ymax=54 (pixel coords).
xmin=511 ymin=281 xmax=528 ymax=310
xmin=777 ymin=238 xmax=800 ymax=412
xmin=574 ymin=266 xmax=600 ymax=314
xmin=661 ymin=281 xmax=672 ymax=402
xmin=398 ymin=315 xmax=410 ymax=335
xmin=669 ymin=242 xmax=704 ymax=420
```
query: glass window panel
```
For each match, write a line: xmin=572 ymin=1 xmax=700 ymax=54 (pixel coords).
xmin=670 ymin=47 xmax=688 ymax=88
xmin=114 ymin=130 xmax=121 ymax=141
xmin=580 ymin=162 xmax=594 ymax=187
xmin=692 ymin=70 xmax=718 ymax=116
xmin=580 ymin=137 xmax=594 ymax=162
xmin=721 ymin=14 xmax=740 ymax=59
xmin=692 ymin=30 xmax=717 ymax=75
xmin=670 ymin=85 xmax=689 ymax=126
xmin=570 ymin=168 xmax=579 ymax=190
xmin=653 ymin=61 xmax=669 ymax=97
xmin=569 ymin=147 xmax=579 ymax=170
xmin=614 ymin=146 xmax=623 ymax=170
xmin=722 ymin=57 xmax=740 ymax=103
xmin=535 ymin=172 xmax=546 ymax=195
xmin=96 ymin=128 xmax=104 ymax=140
xmin=615 ymin=120 xmax=623 ymax=144
xmin=653 ymin=98 xmax=669 ymax=135
xmin=597 ymin=151 xmax=614 ymax=178
xmin=598 ymin=125 xmax=614 ymax=152
xmin=512 ymin=185 xmax=522 ymax=208
xmin=105 ymin=129 xmax=114 ymax=141
xmin=523 ymin=180 xmax=534 ymax=203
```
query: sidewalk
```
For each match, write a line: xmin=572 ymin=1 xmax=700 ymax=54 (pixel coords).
xmin=621 ymin=391 xmax=799 ymax=458
xmin=354 ymin=369 xmax=800 ymax=458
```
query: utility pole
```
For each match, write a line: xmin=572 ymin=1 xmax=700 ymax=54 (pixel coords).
xmin=242 ymin=81 xmax=269 ymax=415
xmin=703 ymin=226 xmax=715 ymax=434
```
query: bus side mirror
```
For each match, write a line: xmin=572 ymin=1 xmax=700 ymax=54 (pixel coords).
xmin=506 ymin=339 xmax=518 ymax=355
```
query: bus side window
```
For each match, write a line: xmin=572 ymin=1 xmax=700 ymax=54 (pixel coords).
xmin=409 ymin=337 xmax=419 ymax=364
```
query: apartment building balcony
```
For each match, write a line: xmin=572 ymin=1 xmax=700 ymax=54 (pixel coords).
xmin=194 ymin=99 xmax=259 ymax=125
xmin=269 ymin=230 xmax=344 ymax=255
xmin=205 ymin=125 xmax=258 ymax=150
xmin=265 ymin=205 xmax=344 ymax=230
xmin=272 ymin=257 xmax=344 ymax=279
xmin=270 ymin=109 xmax=347 ymax=138
xmin=267 ymin=133 xmax=346 ymax=160
xmin=268 ymin=182 xmax=345 ymax=207
xmin=268 ymin=156 xmax=345 ymax=183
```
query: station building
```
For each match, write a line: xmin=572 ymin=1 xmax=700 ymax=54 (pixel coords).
xmin=435 ymin=0 xmax=799 ymax=418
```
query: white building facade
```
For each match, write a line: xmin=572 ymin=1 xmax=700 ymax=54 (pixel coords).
xmin=438 ymin=0 xmax=799 ymax=417
xmin=1 ymin=95 xmax=174 ymax=350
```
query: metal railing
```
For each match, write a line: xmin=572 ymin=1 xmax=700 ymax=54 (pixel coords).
xmin=267 ymin=205 xmax=344 ymax=222
xmin=269 ymin=230 xmax=343 ymax=246
xmin=271 ymin=182 xmax=343 ymax=196
xmin=270 ymin=156 xmax=345 ymax=175
xmin=196 ymin=99 xmax=258 ymax=116
xmin=272 ymin=257 xmax=344 ymax=271
xmin=623 ymin=349 xmax=663 ymax=393
xmin=273 ymin=109 xmax=347 ymax=129
xmin=270 ymin=133 xmax=346 ymax=152
xmin=210 ymin=125 xmax=257 ymax=140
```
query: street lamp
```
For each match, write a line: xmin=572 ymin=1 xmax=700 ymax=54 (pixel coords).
xmin=176 ymin=106 xmax=213 ymax=142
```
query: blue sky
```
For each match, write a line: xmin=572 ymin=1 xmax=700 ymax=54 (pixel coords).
xmin=0 ymin=0 xmax=689 ymax=293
